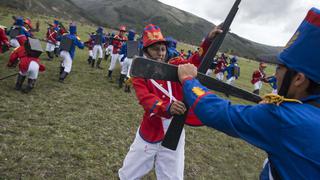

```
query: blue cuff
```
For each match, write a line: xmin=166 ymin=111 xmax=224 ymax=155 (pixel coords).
xmin=150 ymin=100 xmax=159 ymax=113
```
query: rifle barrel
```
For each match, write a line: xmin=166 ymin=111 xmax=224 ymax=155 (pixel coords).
xmin=198 ymin=0 xmax=241 ymax=73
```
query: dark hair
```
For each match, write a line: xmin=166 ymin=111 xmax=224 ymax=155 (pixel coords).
xmin=307 ymin=79 xmax=320 ymax=95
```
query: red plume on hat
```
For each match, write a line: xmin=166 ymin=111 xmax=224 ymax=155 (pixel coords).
xmin=142 ymin=24 xmax=166 ymax=48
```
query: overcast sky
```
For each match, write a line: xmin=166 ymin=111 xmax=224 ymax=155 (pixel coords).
xmin=158 ymin=0 xmax=320 ymax=46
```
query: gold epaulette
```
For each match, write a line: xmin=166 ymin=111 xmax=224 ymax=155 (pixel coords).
xmin=192 ymin=87 xmax=206 ymax=97
xmin=260 ymin=94 xmax=302 ymax=105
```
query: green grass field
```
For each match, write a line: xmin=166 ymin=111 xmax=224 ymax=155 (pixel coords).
xmin=1 ymin=7 xmax=276 ymax=179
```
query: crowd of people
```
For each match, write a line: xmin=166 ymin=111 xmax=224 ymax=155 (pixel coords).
xmin=1 ymin=7 xmax=320 ymax=179
xmin=0 ymin=16 xmax=277 ymax=95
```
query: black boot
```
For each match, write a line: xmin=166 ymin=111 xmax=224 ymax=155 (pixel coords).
xmin=59 ymin=71 xmax=69 ymax=83
xmin=88 ymin=56 xmax=92 ymax=64
xmin=91 ymin=59 xmax=95 ymax=68
xmin=46 ymin=51 xmax=53 ymax=60
xmin=104 ymin=54 xmax=109 ymax=61
xmin=108 ymin=70 xmax=113 ymax=81
xmin=22 ymin=79 xmax=36 ymax=93
xmin=118 ymin=74 xmax=126 ymax=88
xmin=124 ymin=77 xmax=131 ymax=93
xmin=60 ymin=66 xmax=65 ymax=75
xmin=96 ymin=58 xmax=103 ymax=69
xmin=15 ymin=74 xmax=26 ymax=91
xmin=253 ymin=89 xmax=260 ymax=95
xmin=50 ymin=51 xmax=55 ymax=59
xmin=124 ymin=84 xmax=131 ymax=93
xmin=54 ymin=48 xmax=59 ymax=57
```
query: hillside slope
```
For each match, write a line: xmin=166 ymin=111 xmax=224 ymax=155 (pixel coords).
xmin=0 ymin=0 xmax=281 ymax=59
xmin=0 ymin=7 xmax=272 ymax=179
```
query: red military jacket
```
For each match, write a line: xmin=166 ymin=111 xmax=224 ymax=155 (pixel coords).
xmin=133 ymin=37 xmax=213 ymax=143
xmin=46 ymin=28 xmax=58 ymax=44
xmin=8 ymin=46 xmax=45 ymax=73
xmin=0 ymin=27 xmax=9 ymax=53
xmin=214 ymin=59 xmax=227 ymax=74
xmin=112 ymin=34 xmax=127 ymax=54
xmin=251 ymin=69 xmax=266 ymax=84
xmin=84 ymin=38 xmax=94 ymax=50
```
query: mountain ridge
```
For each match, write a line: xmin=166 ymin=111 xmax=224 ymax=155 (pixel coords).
xmin=0 ymin=0 xmax=282 ymax=59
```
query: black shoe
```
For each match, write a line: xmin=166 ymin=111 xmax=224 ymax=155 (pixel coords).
xmin=15 ymin=74 xmax=26 ymax=91
xmin=253 ymin=89 xmax=260 ymax=95
xmin=59 ymin=71 xmax=69 ymax=83
xmin=46 ymin=51 xmax=54 ymax=60
xmin=54 ymin=48 xmax=60 ymax=57
xmin=87 ymin=56 xmax=92 ymax=64
xmin=22 ymin=79 xmax=36 ymax=93
xmin=108 ymin=70 xmax=113 ymax=77
xmin=91 ymin=59 xmax=95 ymax=68
xmin=104 ymin=54 xmax=109 ymax=61
xmin=124 ymin=85 xmax=131 ymax=93
xmin=108 ymin=70 xmax=113 ymax=82
xmin=119 ymin=74 xmax=126 ymax=88
xmin=96 ymin=58 xmax=103 ymax=69
xmin=59 ymin=66 xmax=65 ymax=75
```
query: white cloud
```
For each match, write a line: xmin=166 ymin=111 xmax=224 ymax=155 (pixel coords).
xmin=159 ymin=0 xmax=320 ymax=46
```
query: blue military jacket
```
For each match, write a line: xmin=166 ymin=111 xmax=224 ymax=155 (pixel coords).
xmin=182 ymin=78 xmax=320 ymax=179
xmin=58 ymin=34 xmax=84 ymax=59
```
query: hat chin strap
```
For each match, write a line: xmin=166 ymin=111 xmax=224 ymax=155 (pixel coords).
xmin=278 ymin=69 xmax=297 ymax=97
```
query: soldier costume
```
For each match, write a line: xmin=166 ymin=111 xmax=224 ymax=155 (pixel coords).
xmin=224 ymin=56 xmax=240 ymax=85
xmin=0 ymin=25 xmax=10 ymax=54
xmin=107 ymin=26 xmax=127 ymax=81
xmin=58 ymin=23 xmax=84 ymax=82
xmin=91 ymin=27 xmax=106 ymax=69
xmin=8 ymin=17 xmax=31 ymax=48
xmin=251 ymin=62 xmax=268 ymax=95
xmin=7 ymin=39 xmax=45 ymax=93
xmin=119 ymin=24 xmax=216 ymax=180
xmin=177 ymin=8 xmax=320 ymax=179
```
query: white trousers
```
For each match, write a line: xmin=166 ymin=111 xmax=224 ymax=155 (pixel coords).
xmin=105 ymin=45 xmax=113 ymax=55
xmin=55 ymin=41 xmax=60 ymax=48
xmin=93 ymin=45 xmax=103 ymax=59
xmin=119 ymin=128 xmax=185 ymax=180
xmin=60 ymin=51 xmax=72 ymax=73
xmin=109 ymin=53 xmax=121 ymax=71
xmin=46 ymin=42 xmax=55 ymax=52
xmin=88 ymin=50 xmax=93 ymax=57
xmin=10 ymin=39 xmax=20 ymax=48
xmin=19 ymin=61 xmax=39 ymax=79
xmin=226 ymin=76 xmax=236 ymax=85
xmin=216 ymin=72 xmax=224 ymax=81
xmin=254 ymin=81 xmax=263 ymax=90
xmin=121 ymin=57 xmax=133 ymax=76
xmin=206 ymin=69 xmax=213 ymax=76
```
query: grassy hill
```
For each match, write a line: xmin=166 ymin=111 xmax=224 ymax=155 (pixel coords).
xmin=0 ymin=7 xmax=276 ymax=179
xmin=0 ymin=0 xmax=281 ymax=60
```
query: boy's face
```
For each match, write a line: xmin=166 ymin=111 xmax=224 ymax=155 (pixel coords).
xmin=119 ymin=30 xmax=125 ymax=36
xmin=146 ymin=42 xmax=167 ymax=62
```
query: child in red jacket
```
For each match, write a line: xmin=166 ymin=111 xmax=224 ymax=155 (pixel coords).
xmin=7 ymin=39 xmax=45 ymax=93
xmin=118 ymin=24 xmax=219 ymax=180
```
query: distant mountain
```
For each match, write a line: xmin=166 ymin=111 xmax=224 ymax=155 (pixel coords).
xmin=0 ymin=0 xmax=282 ymax=59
